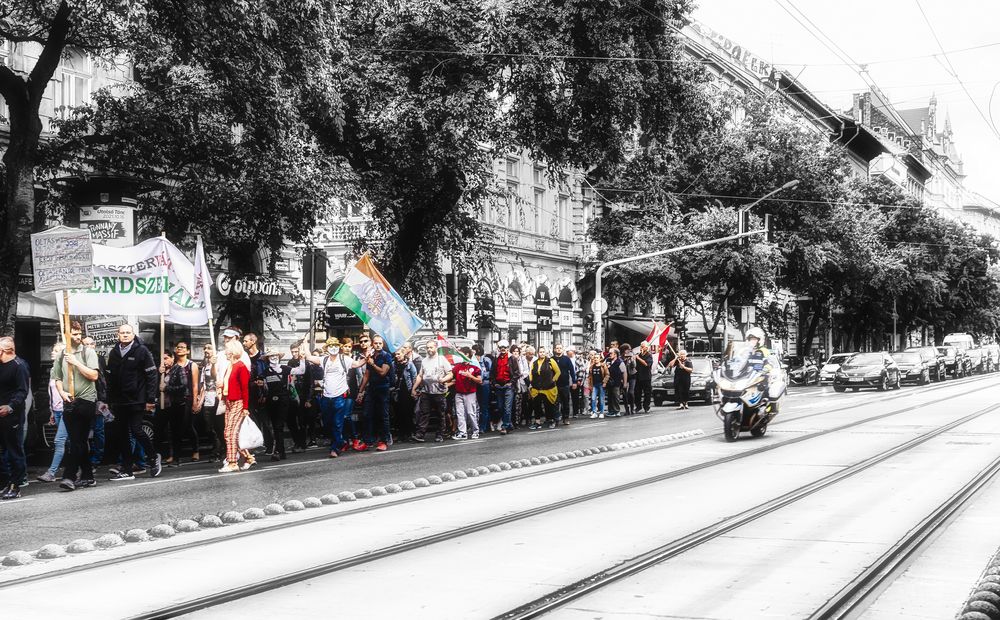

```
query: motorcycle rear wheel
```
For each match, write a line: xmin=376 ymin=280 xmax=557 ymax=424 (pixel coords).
xmin=723 ymin=411 xmax=740 ymax=442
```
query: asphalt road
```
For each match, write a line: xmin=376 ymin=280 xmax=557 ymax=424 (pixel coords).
xmin=0 ymin=378 xmax=988 ymax=554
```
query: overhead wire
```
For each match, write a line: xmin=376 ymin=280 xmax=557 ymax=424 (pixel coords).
xmin=913 ymin=0 xmax=1000 ymax=141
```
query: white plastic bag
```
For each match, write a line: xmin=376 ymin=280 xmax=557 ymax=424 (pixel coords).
xmin=238 ymin=416 xmax=264 ymax=450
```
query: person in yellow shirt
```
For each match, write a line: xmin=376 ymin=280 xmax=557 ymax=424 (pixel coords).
xmin=528 ymin=346 xmax=561 ymax=430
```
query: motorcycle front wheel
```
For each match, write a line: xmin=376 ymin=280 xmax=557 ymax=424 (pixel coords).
xmin=723 ymin=411 xmax=740 ymax=442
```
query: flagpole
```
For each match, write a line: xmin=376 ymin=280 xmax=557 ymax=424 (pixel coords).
xmin=61 ymin=289 xmax=75 ymax=397
xmin=197 ymin=235 xmax=217 ymax=353
xmin=160 ymin=232 xmax=167 ymax=409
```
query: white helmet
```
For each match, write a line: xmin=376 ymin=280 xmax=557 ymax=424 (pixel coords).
xmin=746 ymin=327 xmax=766 ymax=343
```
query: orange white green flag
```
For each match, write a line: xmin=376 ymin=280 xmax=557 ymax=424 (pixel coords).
xmin=333 ymin=253 xmax=424 ymax=352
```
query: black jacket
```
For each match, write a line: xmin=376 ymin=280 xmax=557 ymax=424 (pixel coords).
xmin=106 ymin=341 xmax=158 ymax=406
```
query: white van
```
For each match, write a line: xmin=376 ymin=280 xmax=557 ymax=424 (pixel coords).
xmin=942 ymin=333 xmax=976 ymax=351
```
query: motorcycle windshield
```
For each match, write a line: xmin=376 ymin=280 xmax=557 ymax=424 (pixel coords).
xmin=723 ymin=345 xmax=753 ymax=379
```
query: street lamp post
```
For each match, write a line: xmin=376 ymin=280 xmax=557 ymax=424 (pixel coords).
xmin=592 ymin=180 xmax=799 ymax=350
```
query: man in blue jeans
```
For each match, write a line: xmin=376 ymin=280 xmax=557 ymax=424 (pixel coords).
xmin=307 ymin=338 xmax=363 ymax=458
xmin=359 ymin=335 xmax=394 ymax=451
xmin=488 ymin=340 xmax=520 ymax=435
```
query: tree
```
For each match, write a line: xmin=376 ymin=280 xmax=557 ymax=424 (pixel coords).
xmin=0 ymin=1 xmax=139 ymax=334
xmin=302 ymin=0 xmax=713 ymax=320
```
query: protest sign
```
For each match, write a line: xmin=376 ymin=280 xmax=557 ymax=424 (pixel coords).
xmin=84 ymin=317 xmax=127 ymax=351
xmin=30 ymin=226 xmax=94 ymax=293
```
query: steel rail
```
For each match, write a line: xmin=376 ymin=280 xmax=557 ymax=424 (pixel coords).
xmin=494 ymin=403 xmax=1000 ymax=620
xmin=2 ymin=373 xmax=995 ymax=594
xmin=808 ymin=453 xmax=1000 ymax=619
xmin=129 ymin=400 xmax=1000 ymax=618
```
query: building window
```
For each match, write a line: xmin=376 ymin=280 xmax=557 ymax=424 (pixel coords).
xmin=558 ymin=195 xmax=569 ymax=239
xmin=533 ymin=166 xmax=544 ymax=186
xmin=506 ymin=158 xmax=518 ymax=178
xmin=59 ymin=72 xmax=90 ymax=118
xmin=533 ymin=189 xmax=544 ymax=234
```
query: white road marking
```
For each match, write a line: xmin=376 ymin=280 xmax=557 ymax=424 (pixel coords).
xmin=0 ymin=497 xmax=35 ymax=506
xmin=124 ymin=474 xmax=213 ymax=488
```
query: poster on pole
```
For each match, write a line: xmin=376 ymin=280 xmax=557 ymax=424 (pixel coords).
xmin=30 ymin=226 xmax=94 ymax=293
xmin=84 ymin=316 xmax=127 ymax=352
xmin=79 ymin=205 xmax=136 ymax=248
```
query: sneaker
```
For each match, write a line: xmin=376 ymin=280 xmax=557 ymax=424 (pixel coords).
xmin=218 ymin=462 xmax=240 ymax=473
xmin=499 ymin=428 xmax=508 ymax=435
xmin=76 ymin=479 xmax=97 ymax=489
xmin=599 ymin=413 xmax=605 ymax=419
xmin=411 ymin=435 xmax=426 ymax=443
xmin=340 ymin=442 xmax=351 ymax=453
xmin=589 ymin=413 xmax=598 ymax=419
xmin=240 ymin=461 xmax=254 ymax=471
xmin=355 ymin=441 xmax=369 ymax=452
xmin=291 ymin=447 xmax=305 ymax=454
xmin=0 ymin=484 xmax=20 ymax=500
xmin=471 ymin=432 xmax=480 ymax=439
xmin=561 ymin=420 xmax=570 ymax=426
xmin=109 ymin=472 xmax=135 ymax=481
xmin=434 ymin=435 xmax=444 ymax=442
xmin=307 ymin=440 xmax=319 ymax=448
xmin=108 ymin=466 xmax=121 ymax=476
xmin=151 ymin=454 xmax=163 ymax=478
xmin=452 ymin=432 xmax=467 ymax=440
xmin=376 ymin=441 xmax=388 ymax=451
xmin=59 ymin=478 xmax=76 ymax=491
xmin=36 ymin=472 xmax=57 ymax=483
xmin=132 ymin=467 xmax=147 ymax=476
xmin=270 ymin=452 xmax=281 ymax=462
xmin=547 ymin=422 xmax=557 ymax=429
xmin=328 ymin=451 xmax=339 ymax=459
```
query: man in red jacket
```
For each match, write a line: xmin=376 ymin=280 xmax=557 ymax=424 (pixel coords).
xmin=451 ymin=347 xmax=482 ymax=439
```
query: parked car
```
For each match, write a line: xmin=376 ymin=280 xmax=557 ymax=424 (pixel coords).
xmin=833 ymin=352 xmax=902 ymax=392
xmin=783 ymin=355 xmax=819 ymax=385
xmin=819 ymin=353 xmax=856 ymax=383
xmin=652 ymin=357 xmax=717 ymax=406
xmin=904 ymin=346 xmax=947 ymax=382
xmin=943 ymin=332 xmax=976 ymax=351
xmin=967 ymin=347 xmax=986 ymax=374
xmin=936 ymin=345 xmax=970 ymax=378
xmin=892 ymin=351 xmax=933 ymax=385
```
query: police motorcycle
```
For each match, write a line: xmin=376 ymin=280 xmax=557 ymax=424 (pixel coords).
xmin=713 ymin=342 xmax=786 ymax=442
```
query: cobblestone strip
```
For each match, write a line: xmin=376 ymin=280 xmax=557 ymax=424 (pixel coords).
xmin=959 ymin=546 xmax=1000 ymax=619
xmin=1 ymin=429 xmax=704 ymax=569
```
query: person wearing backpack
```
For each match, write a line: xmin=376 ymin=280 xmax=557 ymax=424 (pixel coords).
xmin=528 ymin=345 xmax=561 ymax=430
xmin=305 ymin=338 xmax=365 ymax=458
xmin=162 ymin=342 xmax=201 ymax=465
xmin=52 ymin=322 xmax=101 ymax=491
xmin=358 ymin=335 xmax=395 ymax=451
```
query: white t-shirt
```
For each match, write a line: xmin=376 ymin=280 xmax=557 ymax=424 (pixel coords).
xmin=419 ymin=354 xmax=453 ymax=395
xmin=322 ymin=353 xmax=350 ymax=398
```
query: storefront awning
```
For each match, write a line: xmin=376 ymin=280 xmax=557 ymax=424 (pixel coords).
xmin=609 ymin=318 xmax=656 ymax=337
xmin=16 ymin=291 xmax=58 ymax=321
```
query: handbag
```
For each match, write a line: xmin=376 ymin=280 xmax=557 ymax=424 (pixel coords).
xmin=238 ymin=416 xmax=264 ymax=450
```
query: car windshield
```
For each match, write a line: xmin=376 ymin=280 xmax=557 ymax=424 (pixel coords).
xmin=847 ymin=353 xmax=883 ymax=366
xmin=937 ymin=347 xmax=955 ymax=356
xmin=894 ymin=353 xmax=920 ymax=364
xmin=826 ymin=354 xmax=851 ymax=365
xmin=691 ymin=358 xmax=713 ymax=374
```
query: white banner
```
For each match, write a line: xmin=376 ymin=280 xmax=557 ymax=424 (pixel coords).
xmin=55 ymin=237 xmax=211 ymax=326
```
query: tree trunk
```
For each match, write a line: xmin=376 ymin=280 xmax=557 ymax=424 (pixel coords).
xmin=800 ymin=300 xmax=823 ymax=357
xmin=0 ymin=121 xmax=42 ymax=336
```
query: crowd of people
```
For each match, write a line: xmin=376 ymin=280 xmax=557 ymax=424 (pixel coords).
xmin=0 ymin=324 xmax=693 ymax=500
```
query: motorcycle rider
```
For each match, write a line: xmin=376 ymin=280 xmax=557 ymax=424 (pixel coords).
xmin=745 ymin=326 xmax=781 ymax=413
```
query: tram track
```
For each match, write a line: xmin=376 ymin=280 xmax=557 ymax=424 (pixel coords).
xmin=2 ymin=373 xmax=991 ymax=596
xmin=104 ymin=382 xmax=998 ymax=618
xmin=493 ymin=402 xmax=1000 ymax=620
xmin=807 ymin=452 xmax=1000 ymax=619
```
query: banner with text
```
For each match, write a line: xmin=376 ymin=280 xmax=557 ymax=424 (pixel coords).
xmin=55 ymin=237 xmax=211 ymax=326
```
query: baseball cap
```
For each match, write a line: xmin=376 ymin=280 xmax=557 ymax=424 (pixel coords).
xmin=265 ymin=348 xmax=282 ymax=359
xmin=497 ymin=339 xmax=509 ymax=348
xmin=222 ymin=328 xmax=239 ymax=338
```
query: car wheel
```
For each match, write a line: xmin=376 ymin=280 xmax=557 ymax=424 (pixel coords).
xmin=704 ymin=389 xmax=713 ymax=404
xmin=653 ymin=396 xmax=664 ymax=407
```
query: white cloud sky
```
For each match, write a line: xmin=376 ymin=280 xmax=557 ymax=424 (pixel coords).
xmin=692 ymin=0 xmax=1000 ymax=202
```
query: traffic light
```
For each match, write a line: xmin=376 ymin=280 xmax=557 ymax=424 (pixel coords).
xmin=675 ymin=318 xmax=687 ymax=335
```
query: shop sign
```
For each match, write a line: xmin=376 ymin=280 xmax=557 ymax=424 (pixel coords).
xmin=217 ymin=273 xmax=292 ymax=301
xmin=688 ymin=21 xmax=776 ymax=83
xmin=536 ymin=308 xmax=553 ymax=332
xmin=17 ymin=274 xmax=34 ymax=293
